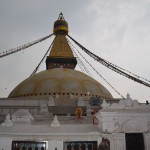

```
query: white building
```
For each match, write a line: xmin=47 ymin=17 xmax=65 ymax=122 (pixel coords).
xmin=0 ymin=13 xmax=150 ymax=150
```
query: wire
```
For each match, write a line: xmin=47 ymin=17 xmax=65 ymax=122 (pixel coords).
xmin=67 ymin=38 xmax=124 ymax=99
xmin=30 ymin=37 xmax=55 ymax=76
xmin=67 ymin=34 xmax=150 ymax=88
xmin=108 ymin=62 xmax=150 ymax=83
xmin=0 ymin=34 xmax=54 ymax=58
xmin=67 ymin=39 xmax=92 ymax=77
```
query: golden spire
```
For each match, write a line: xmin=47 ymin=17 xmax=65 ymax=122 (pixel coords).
xmin=46 ymin=13 xmax=77 ymax=70
xmin=53 ymin=12 xmax=69 ymax=35
xmin=49 ymin=35 xmax=74 ymax=57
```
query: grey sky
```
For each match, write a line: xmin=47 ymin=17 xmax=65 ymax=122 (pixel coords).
xmin=0 ymin=0 xmax=150 ymax=102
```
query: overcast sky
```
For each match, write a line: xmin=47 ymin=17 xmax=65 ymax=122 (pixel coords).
xmin=0 ymin=0 xmax=150 ymax=102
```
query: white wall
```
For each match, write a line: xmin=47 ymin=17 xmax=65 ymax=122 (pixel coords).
xmin=112 ymin=133 xmax=126 ymax=150
xmin=48 ymin=140 xmax=63 ymax=150
xmin=144 ymin=133 xmax=150 ymax=150
xmin=0 ymin=137 xmax=12 ymax=150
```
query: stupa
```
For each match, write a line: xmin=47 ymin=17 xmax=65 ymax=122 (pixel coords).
xmin=0 ymin=13 xmax=150 ymax=150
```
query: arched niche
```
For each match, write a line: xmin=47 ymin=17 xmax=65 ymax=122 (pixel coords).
xmin=121 ymin=118 xmax=148 ymax=133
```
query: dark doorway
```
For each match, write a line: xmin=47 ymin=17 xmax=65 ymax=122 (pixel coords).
xmin=125 ymin=133 xmax=145 ymax=150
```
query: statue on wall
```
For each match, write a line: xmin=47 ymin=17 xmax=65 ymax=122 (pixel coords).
xmin=51 ymin=115 xmax=61 ymax=127
xmin=48 ymin=96 xmax=55 ymax=106
xmin=98 ymin=137 xmax=110 ymax=150
xmin=2 ymin=113 xmax=13 ymax=127
xmin=101 ymin=99 xmax=110 ymax=109
xmin=92 ymin=109 xmax=98 ymax=124
xmin=75 ymin=107 xmax=83 ymax=119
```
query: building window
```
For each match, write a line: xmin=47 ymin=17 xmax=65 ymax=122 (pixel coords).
xmin=11 ymin=141 xmax=46 ymax=150
xmin=64 ymin=141 xmax=97 ymax=150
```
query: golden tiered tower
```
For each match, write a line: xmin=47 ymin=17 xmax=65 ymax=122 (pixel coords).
xmin=46 ymin=13 xmax=77 ymax=69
